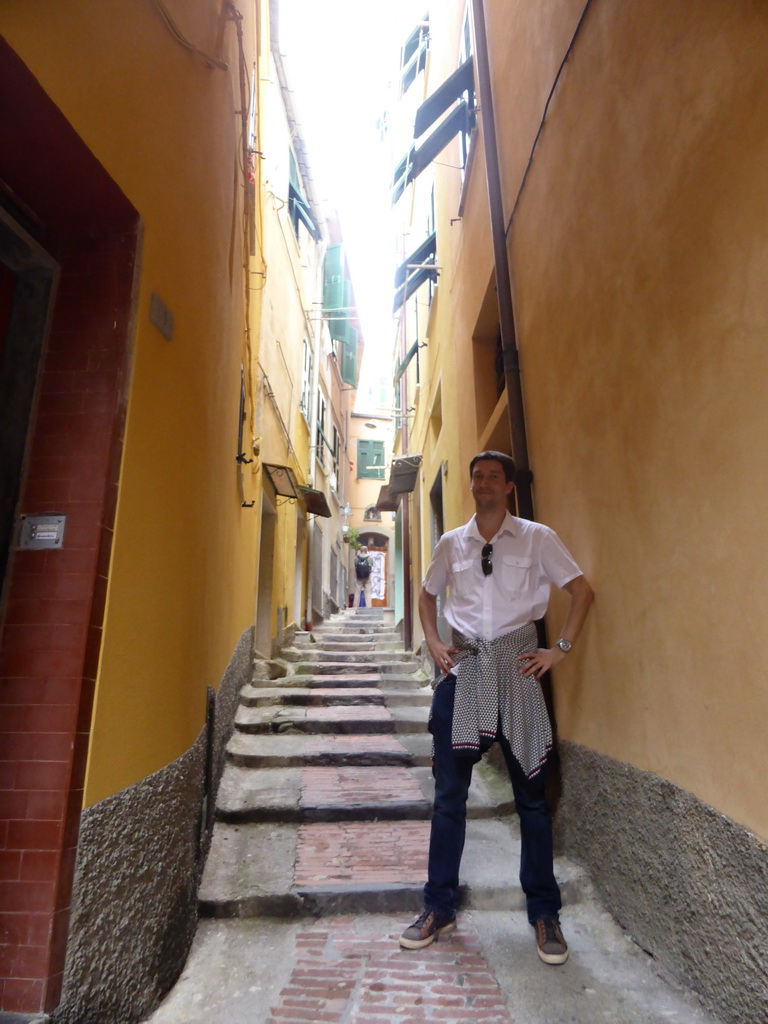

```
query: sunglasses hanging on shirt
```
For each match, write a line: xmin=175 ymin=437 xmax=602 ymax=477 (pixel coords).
xmin=481 ymin=542 xmax=493 ymax=576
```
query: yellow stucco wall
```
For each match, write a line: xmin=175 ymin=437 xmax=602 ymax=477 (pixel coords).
xmin=1 ymin=0 xmax=266 ymax=804
xmin=511 ymin=0 xmax=768 ymax=838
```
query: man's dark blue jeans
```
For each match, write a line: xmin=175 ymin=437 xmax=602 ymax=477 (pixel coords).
xmin=424 ymin=674 xmax=561 ymax=923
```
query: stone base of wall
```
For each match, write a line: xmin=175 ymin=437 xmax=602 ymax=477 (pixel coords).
xmin=555 ymin=740 xmax=768 ymax=1024
xmin=51 ymin=627 xmax=254 ymax=1024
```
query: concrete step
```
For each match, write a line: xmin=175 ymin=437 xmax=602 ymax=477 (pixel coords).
xmin=282 ymin=648 xmax=414 ymax=665
xmin=291 ymin=660 xmax=422 ymax=676
xmin=247 ymin=672 xmax=429 ymax=690
xmin=198 ymin=817 xmax=590 ymax=919
xmin=293 ymin=632 xmax=402 ymax=647
xmin=215 ymin=762 xmax=515 ymax=824
xmin=233 ymin=703 xmax=429 ymax=736
xmin=240 ymin=686 xmax=386 ymax=708
xmin=310 ymin=619 xmax=393 ymax=631
xmin=309 ymin=640 xmax=404 ymax=654
xmin=226 ymin=730 xmax=433 ymax=768
xmin=238 ymin=685 xmax=432 ymax=709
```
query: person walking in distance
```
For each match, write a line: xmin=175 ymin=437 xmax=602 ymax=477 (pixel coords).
xmin=399 ymin=451 xmax=594 ymax=964
xmin=353 ymin=545 xmax=373 ymax=608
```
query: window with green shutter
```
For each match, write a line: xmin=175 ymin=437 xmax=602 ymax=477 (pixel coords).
xmin=289 ymin=149 xmax=319 ymax=241
xmin=324 ymin=265 xmax=358 ymax=388
xmin=357 ymin=439 xmax=386 ymax=479
xmin=323 ymin=244 xmax=344 ymax=314
xmin=341 ymin=326 xmax=358 ymax=388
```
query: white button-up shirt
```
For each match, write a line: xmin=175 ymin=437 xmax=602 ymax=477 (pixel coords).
xmin=423 ymin=511 xmax=583 ymax=641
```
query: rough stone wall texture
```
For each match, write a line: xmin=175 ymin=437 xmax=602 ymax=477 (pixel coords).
xmin=209 ymin=627 xmax=255 ymax=825
xmin=556 ymin=741 xmax=768 ymax=1024
xmin=50 ymin=735 xmax=206 ymax=1024
xmin=51 ymin=627 xmax=253 ymax=1024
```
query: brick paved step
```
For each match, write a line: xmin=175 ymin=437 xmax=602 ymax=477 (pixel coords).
xmin=239 ymin=685 xmax=432 ymax=708
xmin=215 ymin=763 xmax=514 ymax=824
xmin=233 ymin=702 xmax=429 ymax=736
xmin=215 ymin=765 xmax=428 ymax=823
xmin=226 ymin=731 xmax=433 ymax=768
xmin=198 ymin=818 xmax=589 ymax=919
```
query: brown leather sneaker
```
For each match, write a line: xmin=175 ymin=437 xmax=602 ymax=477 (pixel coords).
xmin=399 ymin=908 xmax=457 ymax=950
xmin=534 ymin=917 xmax=569 ymax=964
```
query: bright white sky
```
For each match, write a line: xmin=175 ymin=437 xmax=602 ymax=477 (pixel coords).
xmin=279 ymin=0 xmax=424 ymax=388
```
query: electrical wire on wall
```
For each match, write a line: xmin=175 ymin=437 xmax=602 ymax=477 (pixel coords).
xmin=148 ymin=0 xmax=230 ymax=70
xmin=149 ymin=0 xmax=263 ymax=500
xmin=225 ymin=1 xmax=269 ymax=503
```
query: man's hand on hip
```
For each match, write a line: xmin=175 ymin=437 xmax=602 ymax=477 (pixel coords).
xmin=427 ymin=638 xmax=459 ymax=674
xmin=518 ymin=646 xmax=565 ymax=679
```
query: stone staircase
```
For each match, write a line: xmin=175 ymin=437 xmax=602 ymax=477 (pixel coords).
xmin=198 ymin=607 xmax=589 ymax=920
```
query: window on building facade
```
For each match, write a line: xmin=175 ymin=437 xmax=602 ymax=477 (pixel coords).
xmin=392 ymin=52 xmax=475 ymax=204
xmin=300 ymin=338 xmax=313 ymax=422
xmin=322 ymin=245 xmax=357 ymax=387
xmin=458 ymin=4 xmax=475 ymax=182
xmin=393 ymin=231 xmax=437 ymax=313
xmin=332 ymin=424 xmax=340 ymax=480
xmin=357 ymin=439 xmax=386 ymax=479
xmin=316 ymin=392 xmax=326 ymax=468
xmin=400 ymin=16 xmax=429 ymax=95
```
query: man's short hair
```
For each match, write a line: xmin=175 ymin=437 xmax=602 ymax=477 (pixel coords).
xmin=469 ymin=450 xmax=516 ymax=484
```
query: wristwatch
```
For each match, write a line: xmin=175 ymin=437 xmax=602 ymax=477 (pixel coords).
xmin=555 ymin=638 xmax=572 ymax=653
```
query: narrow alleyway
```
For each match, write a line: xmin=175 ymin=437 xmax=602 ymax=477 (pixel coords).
xmin=144 ymin=609 xmax=722 ymax=1024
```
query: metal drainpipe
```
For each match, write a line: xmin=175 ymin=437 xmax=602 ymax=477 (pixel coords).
xmin=470 ymin=0 xmax=562 ymax=794
xmin=399 ymin=269 xmax=413 ymax=650
xmin=305 ymin=238 xmax=327 ymax=630
xmin=470 ymin=0 xmax=533 ymax=522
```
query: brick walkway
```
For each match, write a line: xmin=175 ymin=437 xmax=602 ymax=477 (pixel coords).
xmin=303 ymin=735 xmax=409 ymax=755
xmin=307 ymin=706 xmax=392 ymax=722
xmin=300 ymin=766 xmax=424 ymax=806
xmin=267 ymin=917 xmax=516 ymax=1024
xmin=294 ymin=821 xmax=429 ymax=885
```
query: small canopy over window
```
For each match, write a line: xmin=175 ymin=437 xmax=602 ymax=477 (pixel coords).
xmin=376 ymin=485 xmax=401 ymax=512
xmin=263 ymin=463 xmax=300 ymax=498
xmin=388 ymin=454 xmax=422 ymax=495
xmin=298 ymin=486 xmax=332 ymax=518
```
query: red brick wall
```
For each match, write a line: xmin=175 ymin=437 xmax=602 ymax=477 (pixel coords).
xmin=0 ymin=228 xmax=137 ymax=1013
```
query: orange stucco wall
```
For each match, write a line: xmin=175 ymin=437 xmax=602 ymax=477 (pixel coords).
xmin=511 ymin=0 xmax=768 ymax=838
xmin=400 ymin=0 xmax=768 ymax=841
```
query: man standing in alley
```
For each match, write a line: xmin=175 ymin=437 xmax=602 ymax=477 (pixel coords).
xmin=399 ymin=450 xmax=593 ymax=964
xmin=353 ymin=545 xmax=373 ymax=607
